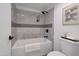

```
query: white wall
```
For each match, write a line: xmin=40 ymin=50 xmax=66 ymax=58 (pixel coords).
xmin=54 ymin=3 xmax=79 ymax=51
xmin=0 ymin=3 xmax=11 ymax=55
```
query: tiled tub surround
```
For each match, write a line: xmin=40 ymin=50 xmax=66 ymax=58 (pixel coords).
xmin=16 ymin=9 xmax=45 ymax=25
xmin=11 ymin=8 xmax=45 ymax=46
xmin=44 ymin=7 xmax=54 ymax=50
xmin=12 ymin=22 xmax=52 ymax=40
xmin=11 ymin=8 xmax=53 ymax=47
xmin=11 ymin=4 xmax=17 ymax=47
xmin=14 ymin=8 xmax=46 ymax=40
xmin=15 ymin=28 xmax=43 ymax=39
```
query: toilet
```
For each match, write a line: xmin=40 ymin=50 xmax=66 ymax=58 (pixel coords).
xmin=47 ymin=37 xmax=79 ymax=56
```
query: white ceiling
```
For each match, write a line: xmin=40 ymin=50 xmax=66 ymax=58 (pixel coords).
xmin=15 ymin=3 xmax=56 ymax=13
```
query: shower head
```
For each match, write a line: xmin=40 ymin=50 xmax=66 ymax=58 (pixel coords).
xmin=41 ymin=11 xmax=48 ymax=14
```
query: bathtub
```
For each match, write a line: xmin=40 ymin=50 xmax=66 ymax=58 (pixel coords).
xmin=12 ymin=38 xmax=52 ymax=56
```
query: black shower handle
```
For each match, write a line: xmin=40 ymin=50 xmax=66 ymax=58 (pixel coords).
xmin=9 ymin=35 xmax=14 ymax=40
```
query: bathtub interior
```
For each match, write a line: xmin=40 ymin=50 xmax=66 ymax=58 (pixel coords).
xmin=13 ymin=38 xmax=47 ymax=48
xmin=12 ymin=38 xmax=52 ymax=56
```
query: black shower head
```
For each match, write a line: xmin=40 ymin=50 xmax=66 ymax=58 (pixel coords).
xmin=41 ymin=11 xmax=48 ymax=14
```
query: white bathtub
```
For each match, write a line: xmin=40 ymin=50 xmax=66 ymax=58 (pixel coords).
xmin=12 ymin=38 xmax=52 ymax=56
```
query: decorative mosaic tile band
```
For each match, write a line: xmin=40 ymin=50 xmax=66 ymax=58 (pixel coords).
xmin=12 ymin=22 xmax=52 ymax=28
